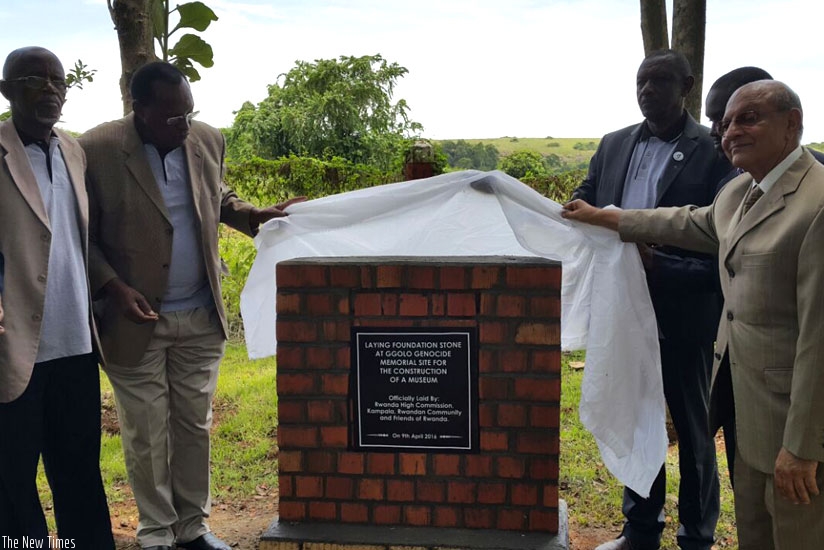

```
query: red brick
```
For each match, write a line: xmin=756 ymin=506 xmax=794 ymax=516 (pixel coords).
xmin=276 ymin=320 xmax=317 ymax=342
xmin=321 ymin=373 xmax=349 ymax=395
xmin=307 ymin=400 xmax=335 ymax=423
xmin=447 ymin=481 xmax=476 ymax=503
xmin=306 ymin=347 xmax=334 ymax=369
xmin=430 ymin=294 xmax=446 ymax=316
xmin=306 ymin=451 xmax=335 ymax=473
xmin=505 ymin=266 xmax=561 ymax=289
xmin=497 ymin=457 xmax=526 ymax=479
xmin=335 ymin=346 xmax=350 ymax=368
xmin=439 ymin=267 xmax=467 ymax=290
xmin=309 ymin=501 xmax=337 ymax=520
xmin=478 ymin=403 xmax=495 ymax=427
xmin=480 ymin=293 xmax=496 ymax=315
xmin=497 ymin=295 xmax=526 ymax=317
xmin=295 ymin=475 xmax=323 ymax=497
xmin=278 ymin=373 xmax=316 ymax=395
xmin=279 ymin=501 xmax=305 ymax=521
xmin=480 ymin=431 xmax=509 ymax=452
xmin=511 ymin=483 xmax=539 ymax=505
xmin=543 ymin=484 xmax=559 ymax=506
xmin=338 ymin=452 xmax=364 ymax=474
xmin=433 ymin=506 xmax=460 ymax=528
xmin=530 ymin=458 xmax=560 ymax=480
xmin=497 ymin=509 xmax=527 ymax=530
xmin=433 ymin=455 xmax=460 ymax=476
xmin=279 ymin=264 xmax=328 ymax=287
xmin=477 ymin=482 xmax=506 ymax=504
xmin=381 ymin=293 xmax=399 ymax=315
xmin=354 ymin=293 xmax=382 ymax=315
xmin=340 ymin=502 xmax=368 ymax=523
xmin=479 ymin=349 xmax=496 ymax=374
xmin=278 ymin=401 xmax=305 ymax=423
xmin=471 ymin=266 xmax=500 ymax=289
xmin=279 ymin=475 xmax=293 ymax=497
xmin=337 ymin=295 xmax=349 ymax=314
xmin=532 ymin=349 xmax=562 ymax=374
xmin=408 ymin=266 xmax=437 ymax=289
xmin=447 ymin=293 xmax=476 ymax=316
xmin=306 ymin=294 xmax=334 ymax=315
xmin=530 ymin=295 xmax=561 ymax=318
xmin=278 ymin=426 xmax=317 ymax=448
xmin=530 ymin=404 xmax=560 ymax=428
xmin=479 ymin=321 xmax=507 ymax=344
xmin=515 ymin=322 xmax=560 ymax=346
xmin=501 ymin=350 xmax=528 ymax=373
xmin=321 ymin=319 xmax=350 ymax=341
xmin=529 ymin=509 xmax=558 ymax=532
xmin=326 ymin=476 xmax=354 ymax=499
xmin=376 ymin=265 xmax=403 ymax=288
xmin=360 ymin=266 xmax=374 ymax=288
xmin=277 ymin=293 xmax=301 ymax=314
xmin=275 ymin=345 xmax=304 ymax=369
xmin=404 ymin=505 xmax=431 ymax=526
xmin=278 ymin=450 xmax=302 ymax=473
xmin=464 ymin=508 xmax=494 ymax=529
xmin=373 ymin=505 xmax=401 ymax=525
xmin=479 ymin=377 xmax=510 ymax=400
xmin=399 ymin=293 xmax=428 ymax=316
xmin=465 ymin=455 xmax=492 ymax=477
xmin=416 ymin=480 xmax=445 ymax=502
xmin=357 ymin=478 xmax=385 ymax=500
xmin=320 ymin=426 xmax=348 ymax=447
xmin=387 ymin=479 xmax=415 ymax=502
xmin=514 ymin=378 xmax=560 ymax=402
xmin=329 ymin=265 xmax=360 ymax=288
xmin=399 ymin=453 xmax=427 ymax=475
xmin=497 ymin=403 xmax=527 ymax=427
xmin=367 ymin=454 xmax=396 ymax=475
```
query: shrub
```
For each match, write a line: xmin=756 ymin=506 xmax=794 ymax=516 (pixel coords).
xmin=499 ymin=150 xmax=547 ymax=179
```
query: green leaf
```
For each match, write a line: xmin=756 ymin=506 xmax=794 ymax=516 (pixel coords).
xmin=172 ymin=1 xmax=218 ymax=33
xmin=151 ymin=0 xmax=166 ymax=40
xmin=173 ymin=57 xmax=202 ymax=82
xmin=169 ymin=33 xmax=215 ymax=68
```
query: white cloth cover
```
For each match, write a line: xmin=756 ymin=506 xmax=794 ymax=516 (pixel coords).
xmin=241 ymin=170 xmax=666 ymax=496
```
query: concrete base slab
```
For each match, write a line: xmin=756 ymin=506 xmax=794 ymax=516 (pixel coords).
xmin=260 ymin=500 xmax=568 ymax=550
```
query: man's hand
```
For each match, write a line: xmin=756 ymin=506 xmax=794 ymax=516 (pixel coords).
xmin=0 ymin=294 xmax=4 ymax=335
xmin=637 ymin=243 xmax=655 ymax=271
xmin=103 ymin=278 xmax=159 ymax=324
xmin=774 ymin=447 xmax=820 ymax=504
xmin=561 ymin=199 xmax=622 ymax=231
xmin=250 ymin=196 xmax=307 ymax=228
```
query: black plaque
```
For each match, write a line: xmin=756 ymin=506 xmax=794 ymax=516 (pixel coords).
xmin=351 ymin=327 xmax=478 ymax=452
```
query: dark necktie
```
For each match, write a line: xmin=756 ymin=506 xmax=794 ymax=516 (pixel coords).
xmin=742 ymin=185 xmax=764 ymax=216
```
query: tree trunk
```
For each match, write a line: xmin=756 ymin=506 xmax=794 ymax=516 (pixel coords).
xmin=108 ymin=0 xmax=157 ymax=115
xmin=672 ymin=0 xmax=706 ymax=122
xmin=640 ymin=0 xmax=669 ymax=55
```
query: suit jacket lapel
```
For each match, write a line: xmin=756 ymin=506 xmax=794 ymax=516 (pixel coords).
xmin=184 ymin=132 xmax=204 ymax=221
xmin=0 ymin=120 xmax=50 ymax=229
xmin=655 ymin=114 xmax=699 ymax=206
xmin=611 ymin=125 xmax=642 ymax=205
xmin=122 ymin=114 xmax=172 ymax=224
xmin=56 ymin=129 xmax=88 ymax=233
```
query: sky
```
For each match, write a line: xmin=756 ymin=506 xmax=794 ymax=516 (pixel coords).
xmin=1 ymin=0 xmax=823 ymax=142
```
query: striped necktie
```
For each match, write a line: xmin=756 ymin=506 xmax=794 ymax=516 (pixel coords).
xmin=742 ymin=185 xmax=764 ymax=216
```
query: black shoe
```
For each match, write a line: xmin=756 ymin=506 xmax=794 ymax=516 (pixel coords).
xmin=143 ymin=546 xmax=172 ymax=550
xmin=176 ymin=533 xmax=231 ymax=550
xmin=595 ymin=536 xmax=634 ymax=550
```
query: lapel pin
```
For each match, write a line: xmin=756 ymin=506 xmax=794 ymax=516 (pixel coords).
xmin=673 ymin=151 xmax=684 ymax=161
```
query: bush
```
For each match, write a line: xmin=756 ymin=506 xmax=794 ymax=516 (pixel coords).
xmin=499 ymin=150 xmax=547 ymax=179
xmin=573 ymin=141 xmax=598 ymax=151
xmin=520 ymin=168 xmax=586 ymax=203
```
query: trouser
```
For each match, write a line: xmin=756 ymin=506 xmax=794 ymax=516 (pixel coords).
xmin=734 ymin=449 xmax=824 ymax=550
xmin=105 ymin=307 xmax=225 ymax=547
xmin=0 ymin=353 xmax=114 ymax=549
xmin=621 ymin=339 xmax=720 ymax=550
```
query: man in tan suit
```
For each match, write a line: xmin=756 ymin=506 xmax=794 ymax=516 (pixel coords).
xmin=0 ymin=47 xmax=114 ymax=547
xmin=562 ymin=80 xmax=824 ymax=549
xmin=81 ymin=62 xmax=302 ymax=550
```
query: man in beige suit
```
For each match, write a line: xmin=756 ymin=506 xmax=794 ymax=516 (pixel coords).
xmin=81 ymin=62 xmax=302 ymax=550
xmin=562 ymin=80 xmax=823 ymax=549
xmin=0 ymin=47 xmax=114 ymax=547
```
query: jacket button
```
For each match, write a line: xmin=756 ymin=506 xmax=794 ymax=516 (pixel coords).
xmin=32 ymin=313 xmax=42 ymax=321
xmin=714 ymin=352 xmax=722 ymax=360
xmin=727 ymin=268 xmax=735 ymax=278
xmin=162 ymin=264 xmax=169 ymax=269
xmin=37 ymin=274 xmax=46 ymax=282
xmin=727 ymin=311 xmax=734 ymax=321
xmin=41 ymin=233 xmax=50 ymax=242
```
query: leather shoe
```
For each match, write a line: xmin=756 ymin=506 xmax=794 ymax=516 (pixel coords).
xmin=176 ymin=533 xmax=231 ymax=550
xmin=595 ymin=536 xmax=634 ymax=550
xmin=143 ymin=546 xmax=172 ymax=550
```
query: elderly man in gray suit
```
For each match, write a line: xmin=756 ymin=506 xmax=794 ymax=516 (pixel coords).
xmin=563 ymin=79 xmax=824 ymax=550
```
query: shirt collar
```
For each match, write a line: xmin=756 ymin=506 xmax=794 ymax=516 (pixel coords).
xmin=754 ymin=146 xmax=803 ymax=194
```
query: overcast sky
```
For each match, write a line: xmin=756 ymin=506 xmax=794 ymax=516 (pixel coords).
xmin=1 ymin=0 xmax=823 ymax=142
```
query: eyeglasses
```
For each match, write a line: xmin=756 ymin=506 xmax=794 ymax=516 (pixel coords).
xmin=166 ymin=111 xmax=199 ymax=126
xmin=2 ymin=75 xmax=67 ymax=92
xmin=719 ymin=109 xmax=786 ymax=136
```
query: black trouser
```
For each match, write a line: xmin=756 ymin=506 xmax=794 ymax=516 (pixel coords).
xmin=0 ymin=353 xmax=114 ymax=548
xmin=621 ymin=339 xmax=720 ymax=550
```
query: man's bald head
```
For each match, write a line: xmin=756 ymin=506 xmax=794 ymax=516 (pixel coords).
xmin=2 ymin=46 xmax=61 ymax=80
xmin=0 ymin=46 xmax=66 ymax=140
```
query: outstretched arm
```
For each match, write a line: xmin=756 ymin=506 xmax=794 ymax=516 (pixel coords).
xmin=561 ymin=199 xmax=621 ymax=230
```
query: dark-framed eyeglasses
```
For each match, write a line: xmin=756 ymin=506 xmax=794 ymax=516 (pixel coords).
xmin=719 ymin=109 xmax=786 ymax=136
xmin=2 ymin=75 xmax=68 ymax=92
xmin=166 ymin=110 xmax=199 ymax=126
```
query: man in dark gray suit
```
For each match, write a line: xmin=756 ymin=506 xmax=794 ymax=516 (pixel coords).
xmin=572 ymin=50 xmax=730 ymax=550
